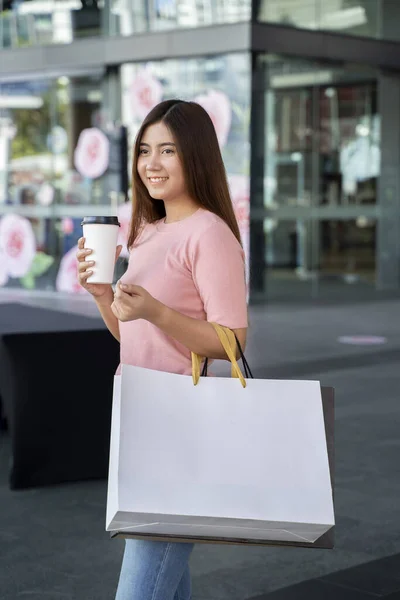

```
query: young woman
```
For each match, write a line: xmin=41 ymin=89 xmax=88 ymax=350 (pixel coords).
xmin=76 ymin=99 xmax=248 ymax=600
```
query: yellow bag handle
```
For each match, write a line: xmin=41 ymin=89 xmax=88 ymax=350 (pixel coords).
xmin=191 ymin=322 xmax=246 ymax=388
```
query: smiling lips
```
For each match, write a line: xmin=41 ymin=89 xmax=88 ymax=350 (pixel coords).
xmin=148 ymin=177 xmax=168 ymax=184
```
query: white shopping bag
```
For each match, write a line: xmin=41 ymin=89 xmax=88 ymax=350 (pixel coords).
xmin=106 ymin=325 xmax=335 ymax=547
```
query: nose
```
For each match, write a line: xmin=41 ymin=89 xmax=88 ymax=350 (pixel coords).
xmin=145 ymin=154 xmax=162 ymax=172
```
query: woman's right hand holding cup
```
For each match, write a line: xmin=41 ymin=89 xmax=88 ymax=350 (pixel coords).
xmin=76 ymin=237 xmax=122 ymax=303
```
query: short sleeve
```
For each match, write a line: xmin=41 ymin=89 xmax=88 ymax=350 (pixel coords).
xmin=191 ymin=221 xmax=248 ymax=328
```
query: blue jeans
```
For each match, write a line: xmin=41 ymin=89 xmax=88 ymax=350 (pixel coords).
xmin=115 ymin=539 xmax=195 ymax=600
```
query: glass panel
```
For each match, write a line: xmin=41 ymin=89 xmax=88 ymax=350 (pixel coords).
xmin=319 ymin=84 xmax=379 ymax=206
xmin=0 ymin=72 xmax=129 ymax=293
xmin=258 ymin=0 xmax=381 ymax=40
xmin=316 ymin=218 xmax=376 ymax=283
xmin=264 ymin=217 xmax=377 ymax=300
xmin=0 ymin=0 xmax=251 ymax=46
xmin=260 ymin=55 xmax=380 ymax=300
xmin=0 ymin=0 xmax=102 ymax=48
xmin=264 ymin=219 xmax=316 ymax=301
xmin=108 ymin=0 xmax=251 ymax=37
xmin=268 ymin=87 xmax=313 ymax=208
xmin=1 ymin=79 xmax=54 ymax=208
xmin=258 ymin=0 xmax=318 ymax=30
xmin=320 ymin=0 xmax=380 ymax=38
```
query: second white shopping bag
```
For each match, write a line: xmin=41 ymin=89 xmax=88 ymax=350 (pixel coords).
xmin=106 ymin=324 xmax=335 ymax=548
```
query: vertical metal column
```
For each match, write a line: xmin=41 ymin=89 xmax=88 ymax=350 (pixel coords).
xmin=377 ymin=74 xmax=400 ymax=289
xmin=249 ymin=53 xmax=266 ymax=298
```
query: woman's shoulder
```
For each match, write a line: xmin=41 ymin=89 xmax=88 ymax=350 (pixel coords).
xmin=194 ymin=209 xmax=236 ymax=238
xmin=187 ymin=209 xmax=243 ymax=261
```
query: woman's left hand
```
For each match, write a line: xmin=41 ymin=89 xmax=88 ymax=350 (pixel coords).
xmin=111 ymin=282 xmax=163 ymax=323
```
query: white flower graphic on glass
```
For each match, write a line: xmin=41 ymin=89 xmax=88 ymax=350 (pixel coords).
xmin=194 ymin=90 xmax=232 ymax=147
xmin=117 ymin=201 xmax=132 ymax=258
xmin=0 ymin=250 xmax=9 ymax=286
xmin=37 ymin=183 xmax=54 ymax=206
xmin=0 ymin=214 xmax=36 ymax=277
xmin=130 ymin=68 xmax=163 ymax=121
xmin=74 ymin=128 xmax=110 ymax=179
xmin=56 ymin=245 xmax=88 ymax=294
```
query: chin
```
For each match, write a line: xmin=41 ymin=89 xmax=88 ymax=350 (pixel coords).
xmin=148 ymin=191 xmax=165 ymax=200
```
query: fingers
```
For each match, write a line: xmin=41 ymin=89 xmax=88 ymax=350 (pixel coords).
xmin=77 ymin=237 xmax=85 ymax=250
xmin=114 ymin=281 xmax=125 ymax=298
xmin=76 ymin=247 xmax=92 ymax=262
xmin=78 ymin=269 xmax=93 ymax=284
xmin=119 ymin=283 xmax=140 ymax=295
xmin=78 ymin=259 xmax=95 ymax=273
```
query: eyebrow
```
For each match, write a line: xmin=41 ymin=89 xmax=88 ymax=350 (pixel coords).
xmin=139 ymin=142 xmax=176 ymax=148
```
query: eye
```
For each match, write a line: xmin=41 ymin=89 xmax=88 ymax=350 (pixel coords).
xmin=139 ymin=148 xmax=148 ymax=155
xmin=162 ymin=148 xmax=174 ymax=155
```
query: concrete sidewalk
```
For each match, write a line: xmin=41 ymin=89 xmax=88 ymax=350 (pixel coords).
xmin=0 ymin=291 xmax=399 ymax=599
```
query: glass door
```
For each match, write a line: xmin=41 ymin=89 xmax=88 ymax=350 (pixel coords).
xmin=261 ymin=56 xmax=379 ymax=302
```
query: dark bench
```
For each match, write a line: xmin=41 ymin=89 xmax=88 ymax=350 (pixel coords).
xmin=0 ymin=302 xmax=119 ymax=490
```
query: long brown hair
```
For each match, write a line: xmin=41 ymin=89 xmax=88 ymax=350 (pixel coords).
xmin=127 ymin=99 xmax=241 ymax=249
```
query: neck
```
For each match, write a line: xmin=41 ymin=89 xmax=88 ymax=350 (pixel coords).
xmin=163 ymin=198 xmax=200 ymax=224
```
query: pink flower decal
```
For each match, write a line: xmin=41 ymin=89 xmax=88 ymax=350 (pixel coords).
xmin=61 ymin=217 xmax=74 ymax=236
xmin=228 ymin=174 xmax=250 ymax=287
xmin=74 ymin=128 xmax=110 ymax=179
xmin=0 ymin=251 xmax=8 ymax=287
xmin=194 ymin=90 xmax=232 ymax=147
xmin=228 ymin=174 xmax=250 ymax=233
xmin=0 ymin=214 xmax=36 ymax=278
xmin=130 ymin=68 xmax=163 ymax=121
xmin=56 ymin=245 xmax=88 ymax=294
xmin=117 ymin=201 xmax=132 ymax=258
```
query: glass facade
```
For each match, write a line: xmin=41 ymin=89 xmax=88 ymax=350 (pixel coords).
xmin=0 ymin=0 xmax=250 ymax=48
xmin=109 ymin=0 xmax=250 ymax=36
xmin=0 ymin=1 xmax=103 ymax=47
xmin=1 ymin=1 xmax=400 ymax=301
xmin=258 ymin=0 xmax=400 ymax=42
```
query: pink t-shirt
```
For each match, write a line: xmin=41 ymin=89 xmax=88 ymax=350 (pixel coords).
xmin=118 ymin=208 xmax=248 ymax=375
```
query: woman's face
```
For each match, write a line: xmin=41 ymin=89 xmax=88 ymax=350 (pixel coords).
xmin=137 ymin=121 xmax=188 ymax=203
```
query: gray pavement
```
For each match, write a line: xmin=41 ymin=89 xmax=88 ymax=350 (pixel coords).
xmin=0 ymin=290 xmax=399 ymax=599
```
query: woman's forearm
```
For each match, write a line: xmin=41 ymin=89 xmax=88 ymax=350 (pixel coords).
xmin=150 ymin=303 xmax=245 ymax=360
xmin=95 ymin=289 xmax=120 ymax=342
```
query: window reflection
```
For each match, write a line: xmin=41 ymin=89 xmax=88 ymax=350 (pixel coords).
xmin=266 ymin=60 xmax=379 ymax=209
xmin=0 ymin=72 xmax=128 ymax=292
xmin=262 ymin=56 xmax=379 ymax=295
xmin=258 ymin=0 xmax=382 ymax=40
xmin=0 ymin=0 xmax=251 ymax=47
xmin=0 ymin=0 xmax=101 ymax=48
xmin=109 ymin=0 xmax=250 ymax=36
xmin=0 ymin=53 xmax=251 ymax=292
xmin=320 ymin=85 xmax=379 ymax=205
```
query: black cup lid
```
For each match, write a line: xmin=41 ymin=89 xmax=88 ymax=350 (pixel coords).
xmin=81 ymin=216 xmax=120 ymax=226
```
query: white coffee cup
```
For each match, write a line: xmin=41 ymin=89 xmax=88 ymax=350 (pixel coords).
xmin=81 ymin=216 xmax=120 ymax=284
